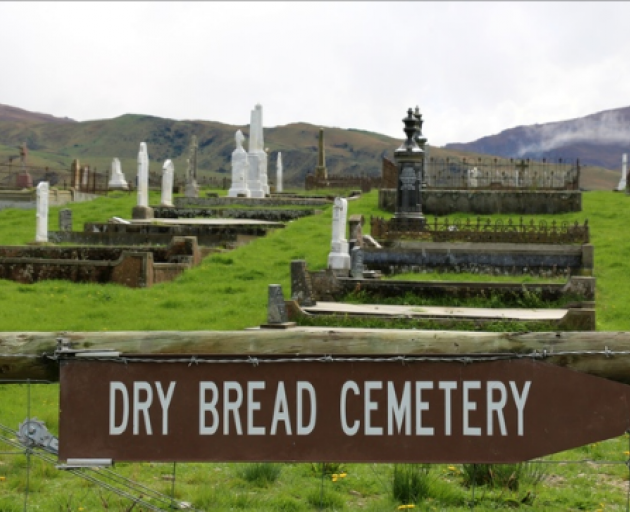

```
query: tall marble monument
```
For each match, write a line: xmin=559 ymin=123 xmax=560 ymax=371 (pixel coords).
xmin=327 ymin=197 xmax=351 ymax=273
xmin=228 ymin=130 xmax=251 ymax=198
xmin=276 ymin=152 xmax=283 ymax=193
xmin=132 ymin=142 xmax=154 ymax=219
xmin=108 ymin=158 xmax=129 ymax=190
xmin=617 ymin=154 xmax=627 ymax=192
xmin=161 ymin=159 xmax=175 ymax=207
xmin=247 ymin=104 xmax=269 ymax=198
xmin=35 ymin=181 xmax=49 ymax=243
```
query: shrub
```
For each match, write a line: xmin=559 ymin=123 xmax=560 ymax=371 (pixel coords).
xmin=392 ymin=464 xmax=431 ymax=505
xmin=237 ymin=462 xmax=281 ymax=487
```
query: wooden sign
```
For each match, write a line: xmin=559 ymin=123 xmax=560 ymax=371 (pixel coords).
xmin=59 ymin=357 xmax=630 ymax=463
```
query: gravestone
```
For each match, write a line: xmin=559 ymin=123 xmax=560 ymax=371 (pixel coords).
xmin=185 ymin=135 xmax=200 ymax=198
xmin=161 ymin=159 xmax=175 ymax=207
xmin=227 ymin=130 xmax=251 ymax=198
xmin=351 ymin=246 xmax=364 ymax=278
xmin=35 ymin=181 xmax=49 ymax=243
xmin=59 ymin=209 xmax=72 ymax=232
xmin=276 ymin=152 xmax=283 ymax=193
xmin=290 ymin=260 xmax=316 ymax=306
xmin=266 ymin=284 xmax=289 ymax=324
xmin=247 ymin=104 xmax=268 ymax=198
xmin=70 ymin=159 xmax=81 ymax=189
xmin=132 ymin=142 xmax=154 ymax=219
xmin=108 ymin=158 xmax=129 ymax=190
xmin=617 ymin=154 xmax=627 ymax=192
xmin=327 ymin=197 xmax=351 ymax=273
xmin=348 ymin=214 xmax=364 ymax=248
xmin=315 ymin=128 xmax=328 ymax=180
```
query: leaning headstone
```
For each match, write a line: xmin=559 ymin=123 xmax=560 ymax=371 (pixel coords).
xmin=59 ymin=209 xmax=72 ymax=232
xmin=247 ymin=104 xmax=268 ymax=198
xmin=617 ymin=154 xmax=627 ymax=192
xmin=132 ymin=142 xmax=154 ymax=219
xmin=108 ymin=158 xmax=129 ymax=190
xmin=35 ymin=181 xmax=49 ymax=243
xmin=276 ymin=152 xmax=283 ymax=193
xmin=291 ymin=260 xmax=316 ymax=306
xmin=327 ymin=197 xmax=351 ymax=273
xmin=227 ymin=130 xmax=251 ymax=198
xmin=351 ymin=246 xmax=365 ymax=278
xmin=161 ymin=159 xmax=175 ymax=207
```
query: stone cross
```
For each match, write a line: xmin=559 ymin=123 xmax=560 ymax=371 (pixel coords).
xmin=228 ymin=130 xmax=251 ymax=198
xmin=276 ymin=152 xmax=283 ymax=193
xmin=36 ymin=181 xmax=49 ymax=243
xmin=161 ymin=159 xmax=175 ymax=207
xmin=327 ymin=197 xmax=351 ymax=272
xmin=617 ymin=154 xmax=627 ymax=192
xmin=137 ymin=142 xmax=149 ymax=207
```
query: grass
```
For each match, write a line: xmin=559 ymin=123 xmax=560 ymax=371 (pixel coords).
xmin=1 ymin=189 xmax=630 ymax=510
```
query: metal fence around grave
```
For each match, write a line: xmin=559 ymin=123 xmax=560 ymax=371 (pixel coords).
xmin=370 ymin=216 xmax=590 ymax=244
xmin=424 ymin=157 xmax=580 ymax=190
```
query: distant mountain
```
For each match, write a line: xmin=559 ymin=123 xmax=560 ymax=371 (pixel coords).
xmin=444 ymin=106 xmax=630 ymax=175
xmin=0 ymin=103 xmax=76 ymax=124
xmin=0 ymin=103 xmax=620 ymax=190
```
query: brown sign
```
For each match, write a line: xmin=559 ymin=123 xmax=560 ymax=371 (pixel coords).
xmin=59 ymin=357 xmax=630 ymax=463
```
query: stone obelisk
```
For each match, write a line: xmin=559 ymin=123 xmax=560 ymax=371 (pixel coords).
xmin=617 ymin=153 xmax=627 ymax=192
xmin=247 ymin=104 xmax=269 ymax=198
xmin=276 ymin=152 xmax=283 ymax=193
xmin=315 ymin=128 xmax=328 ymax=180
xmin=132 ymin=142 xmax=154 ymax=219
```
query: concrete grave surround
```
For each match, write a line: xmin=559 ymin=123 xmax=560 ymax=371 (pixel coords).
xmin=617 ymin=154 xmax=627 ymax=192
xmin=227 ymin=130 xmax=251 ymax=198
xmin=108 ymin=158 xmax=129 ymax=190
xmin=276 ymin=152 xmax=283 ymax=193
xmin=247 ymin=104 xmax=269 ymax=198
xmin=327 ymin=197 xmax=351 ymax=272
xmin=35 ymin=181 xmax=49 ymax=243
xmin=161 ymin=159 xmax=175 ymax=207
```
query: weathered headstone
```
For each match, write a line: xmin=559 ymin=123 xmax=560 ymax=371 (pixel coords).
xmin=70 ymin=159 xmax=81 ymax=189
xmin=315 ymin=128 xmax=328 ymax=180
xmin=351 ymin=246 xmax=364 ymax=278
xmin=185 ymin=136 xmax=200 ymax=198
xmin=227 ymin=130 xmax=251 ymax=198
xmin=266 ymin=284 xmax=289 ymax=324
xmin=290 ymin=260 xmax=316 ymax=306
xmin=617 ymin=154 xmax=627 ymax=192
xmin=108 ymin=158 xmax=129 ymax=190
xmin=348 ymin=214 xmax=364 ymax=247
xmin=132 ymin=142 xmax=154 ymax=219
xmin=247 ymin=104 xmax=268 ymax=198
xmin=35 ymin=181 xmax=49 ymax=243
xmin=276 ymin=152 xmax=283 ymax=193
xmin=327 ymin=197 xmax=351 ymax=273
xmin=161 ymin=159 xmax=174 ymax=207
xmin=59 ymin=209 xmax=72 ymax=232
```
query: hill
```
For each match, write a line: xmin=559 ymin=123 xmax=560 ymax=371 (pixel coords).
xmin=0 ymin=104 xmax=620 ymax=190
xmin=444 ymin=105 xmax=630 ymax=186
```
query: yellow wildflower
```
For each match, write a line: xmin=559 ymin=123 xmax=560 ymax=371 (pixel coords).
xmin=0 ymin=476 xmax=6 ymax=482
xmin=339 ymin=472 xmax=347 ymax=478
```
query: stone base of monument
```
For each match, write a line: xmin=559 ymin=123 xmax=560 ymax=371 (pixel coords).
xmin=388 ymin=216 xmax=426 ymax=232
xmin=108 ymin=183 xmax=129 ymax=191
xmin=259 ymin=322 xmax=297 ymax=329
xmin=132 ymin=206 xmax=154 ymax=220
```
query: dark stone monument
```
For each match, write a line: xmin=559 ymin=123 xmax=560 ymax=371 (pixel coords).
xmin=389 ymin=108 xmax=425 ymax=233
xmin=262 ymin=284 xmax=295 ymax=329
xmin=59 ymin=209 xmax=72 ymax=232
xmin=351 ymin=246 xmax=365 ymax=279
xmin=290 ymin=259 xmax=316 ymax=306
xmin=314 ymin=128 xmax=328 ymax=180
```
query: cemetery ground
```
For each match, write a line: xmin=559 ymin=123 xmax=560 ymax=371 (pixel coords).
xmin=0 ymin=189 xmax=629 ymax=510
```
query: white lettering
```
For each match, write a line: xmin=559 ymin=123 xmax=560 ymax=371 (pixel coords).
xmin=415 ymin=381 xmax=434 ymax=436
xmin=365 ymin=381 xmax=383 ymax=436
xmin=155 ymin=382 xmax=176 ymax=435
xmin=340 ymin=381 xmax=360 ymax=436
xmin=109 ymin=382 xmax=129 ymax=435
xmin=463 ymin=381 xmax=481 ymax=436
xmin=439 ymin=381 xmax=457 ymax=436
xmin=487 ymin=381 xmax=507 ymax=436
xmin=223 ymin=381 xmax=243 ymax=435
xmin=387 ymin=382 xmax=411 ymax=435
xmin=510 ymin=381 xmax=531 ymax=436
xmin=297 ymin=381 xmax=316 ymax=435
xmin=200 ymin=382 xmax=219 ymax=435
xmin=270 ymin=382 xmax=292 ymax=435
xmin=247 ymin=381 xmax=266 ymax=435
xmin=133 ymin=382 xmax=153 ymax=435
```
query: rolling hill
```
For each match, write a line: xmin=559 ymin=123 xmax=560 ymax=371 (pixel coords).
xmin=0 ymin=104 xmax=621 ymax=190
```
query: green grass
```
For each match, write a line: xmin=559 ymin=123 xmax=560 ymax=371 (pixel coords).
xmin=1 ymin=189 xmax=630 ymax=510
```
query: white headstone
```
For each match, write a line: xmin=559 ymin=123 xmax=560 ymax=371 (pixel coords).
xmin=617 ymin=154 xmax=627 ymax=192
xmin=327 ymin=197 xmax=351 ymax=272
xmin=228 ymin=130 xmax=251 ymax=198
xmin=247 ymin=104 xmax=268 ymax=198
xmin=108 ymin=158 xmax=129 ymax=190
xmin=137 ymin=142 xmax=149 ymax=207
xmin=467 ymin=167 xmax=478 ymax=188
xmin=161 ymin=159 xmax=175 ymax=207
xmin=36 ymin=181 xmax=49 ymax=243
xmin=276 ymin=152 xmax=283 ymax=193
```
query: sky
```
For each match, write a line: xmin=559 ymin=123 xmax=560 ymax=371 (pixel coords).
xmin=1 ymin=1 xmax=630 ymax=147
